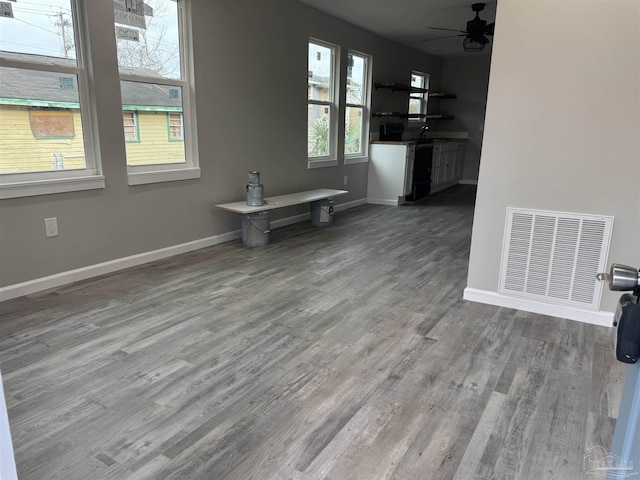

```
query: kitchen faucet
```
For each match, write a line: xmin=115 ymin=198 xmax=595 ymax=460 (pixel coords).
xmin=419 ymin=125 xmax=429 ymax=138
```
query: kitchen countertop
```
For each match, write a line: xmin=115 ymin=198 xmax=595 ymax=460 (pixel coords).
xmin=371 ymin=138 xmax=467 ymax=145
xmin=371 ymin=140 xmax=416 ymax=145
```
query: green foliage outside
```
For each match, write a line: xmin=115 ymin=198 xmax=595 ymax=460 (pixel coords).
xmin=308 ymin=119 xmax=362 ymax=156
xmin=344 ymin=120 xmax=361 ymax=154
xmin=308 ymin=119 xmax=329 ymax=156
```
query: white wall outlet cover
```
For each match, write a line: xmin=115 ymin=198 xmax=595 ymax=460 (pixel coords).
xmin=45 ymin=217 xmax=59 ymax=237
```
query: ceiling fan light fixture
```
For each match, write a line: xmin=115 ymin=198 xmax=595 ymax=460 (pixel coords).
xmin=463 ymin=36 xmax=486 ymax=52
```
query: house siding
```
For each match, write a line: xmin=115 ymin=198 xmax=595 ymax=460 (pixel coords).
xmin=0 ymin=105 xmax=85 ymax=173
xmin=124 ymin=111 xmax=185 ymax=166
xmin=0 ymin=106 xmax=184 ymax=172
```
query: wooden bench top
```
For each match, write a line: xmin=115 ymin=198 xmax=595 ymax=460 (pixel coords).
xmin=214 ymin=188 xmax=348 ymax=214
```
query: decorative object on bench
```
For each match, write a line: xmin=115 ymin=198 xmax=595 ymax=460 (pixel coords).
xmin=246 ymin=170 xmax=264 ymax=206
xmin=214 ymin=189 xmax=348 ymax=247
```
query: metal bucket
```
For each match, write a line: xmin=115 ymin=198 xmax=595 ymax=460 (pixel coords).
xmin=310 ymin=199 xmax=334 ymax=227
xmin=246 ymin=183 xmax=264 ymax=206
xmin=242 ymin=211 xmax=270 ymax=247
xmin=248 ymin=171 xmax=260 ymax=185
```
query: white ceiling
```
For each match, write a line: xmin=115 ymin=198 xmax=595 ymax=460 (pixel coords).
xmin=296 ymin=0 xmax=497 ymax=58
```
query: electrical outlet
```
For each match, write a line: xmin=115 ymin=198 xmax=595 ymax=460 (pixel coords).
xmin=44 ymin=217 xmax=58 ymax=237
xmin=343 ymin=175 xmax=348 ymax=185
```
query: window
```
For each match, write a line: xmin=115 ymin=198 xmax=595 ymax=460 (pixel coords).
xmin=308 ymin=39 xmax=338 ymax=168
xmin=123 ymin=112 xmax=139 ymax=142
xmin=345 ymin=51 xmax=371 ymax=162
xmin=115 ymin=0 xmax=199 ymax=185
xmin=29 ymin=110 xmax=75 ymax=139
xmin=408 ymin=71 xmax=429 ymax=120
xmin=0 ymin=0 xmax=103 ymax=199
xmin=168 ymin=113 xmax=184 ymax=141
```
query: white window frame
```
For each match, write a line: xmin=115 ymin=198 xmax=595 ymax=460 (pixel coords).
xmin=0 ymin=0 xmax=104 ymax=200
xmin=344 ymin=50 xmax=372 ymax=165
xmin=408 ymin=71 xmax=429 ymax=122
xmin=307 ymin=38 xmax=339 ymax=169
xmin=122 ymin=0 xmax=200 ymax=186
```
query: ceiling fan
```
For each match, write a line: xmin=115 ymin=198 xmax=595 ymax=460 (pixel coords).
xmin=424 ymin=3 xmax=495 ymax=52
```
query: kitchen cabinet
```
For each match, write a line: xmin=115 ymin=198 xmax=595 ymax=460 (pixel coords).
xmin=431 ymin=141 xmax=465 ymax=193
xmin=367 ymin=143 xmax=415 ymax=205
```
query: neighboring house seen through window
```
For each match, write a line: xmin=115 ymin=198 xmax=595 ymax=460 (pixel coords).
xmin=0 ymin=0 xmax=199 ymax=198
xmin=116 ymin=0 xmax=198 ymax=183
xmin=0 ymin=0 xmax=101 ymax=197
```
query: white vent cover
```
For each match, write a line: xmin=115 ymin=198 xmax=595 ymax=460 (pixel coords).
xmin=499 ymin=208 xmax=614 ymax=310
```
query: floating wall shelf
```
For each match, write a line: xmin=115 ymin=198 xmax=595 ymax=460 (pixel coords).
xmin=372 ymin=112 xmax=455 ymax=120
xmin=374 ymin=82 xmax=428 ymax=94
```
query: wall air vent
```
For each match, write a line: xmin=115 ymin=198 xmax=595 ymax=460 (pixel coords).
xmin=499 ymin=208 xmax=614 ymax=310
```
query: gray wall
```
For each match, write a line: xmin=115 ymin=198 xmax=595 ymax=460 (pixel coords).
xmin=0 ymin=0 xmax=443 ymax=288
xmin=466 ymin=0 xmax=640 ymax=312
xmin=441 ymin=56 xmax=491 ymax=181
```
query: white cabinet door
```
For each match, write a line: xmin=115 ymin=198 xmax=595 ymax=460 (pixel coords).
xmin=431 ymin=142 xmax=464 ymax=193
xmin=431 ymin=145 xmax=441 ymax=189
xmin=453 ymin=142 xmax=464 ymax=180
xmin=368 ymin=144 xmax=414 ymax=205
xmin=443 ymin=149 xmax=454 ymax=183
xmin=404 ymin=144 xmax=415 ymax=196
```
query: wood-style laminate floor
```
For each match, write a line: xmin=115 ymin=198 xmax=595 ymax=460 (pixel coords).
xmin=0 ymin=186 xmax=626 ymax=480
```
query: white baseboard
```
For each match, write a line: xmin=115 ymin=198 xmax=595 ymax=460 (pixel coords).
xmin=0 ymin=230 xmax=241 ymax=302
xmin=463 ymin=287 xmax=614 ymax=327
xmin=459 ymin=179 xmax=478 ymax=185
xmin=0 ymin=198 xmax=367 ymax=302
xmin=335 ymin=198 xmax=367 ymax=211
xmin=366 ymin=198 xmax=400 ymax=206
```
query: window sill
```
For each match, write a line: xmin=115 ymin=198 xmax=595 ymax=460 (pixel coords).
xmin=345 ymin=156 xmax=368 ymax=165
xmin=0 ymin=174 xmax=105 ymax=200
xmin=127 ymin=167 xmax=201 ymax=186
xmin=307 ymin=159 xmax=338 ymax=169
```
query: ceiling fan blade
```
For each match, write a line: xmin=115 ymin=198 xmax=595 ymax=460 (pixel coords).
xmin=423 ymin=34 xmax=466 ymax=42
xmin=426 ymin=26 xmax=468 ymax=34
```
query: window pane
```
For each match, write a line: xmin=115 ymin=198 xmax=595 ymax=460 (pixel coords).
xmin=168 ymin=113 xmax=183 ymax=140
xmin=408 ymin=98 xmax=422 ymax=115
xmin=0 ymin=0 xmax=78 ymax=63
xmin=121 ymin=80 xmax=185 ymax=166
xmin=115 ymin=0 xmax=181 ymax=80
xmin=411 ymin=74 xmax=424 ymax=89
xmin=123 ymin=112 xmax=138 ymax=141
xmin=308 ymin=43 xmax=332 ymax=102
xmin=308 ymin=105 xmax=330 ymax=157
xmin=345 ymin=106 xmax=363 ymax=155
xmin=0 ymin=66 xmax=86 ymax=173
xmin=347 ymin=54 xmax=366 ymax=105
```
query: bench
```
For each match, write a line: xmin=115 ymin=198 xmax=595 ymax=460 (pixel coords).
xmin=214 ymin=188 xmax=348 ymax=246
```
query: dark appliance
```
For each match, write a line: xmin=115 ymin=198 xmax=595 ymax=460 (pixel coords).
xmin=598 ymin=264 xmax=640 ymax=364
xmin=406 ymin=142 xmax=434 ymax=201
xmin=379 ymin=122 xmax=404 ymax=141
